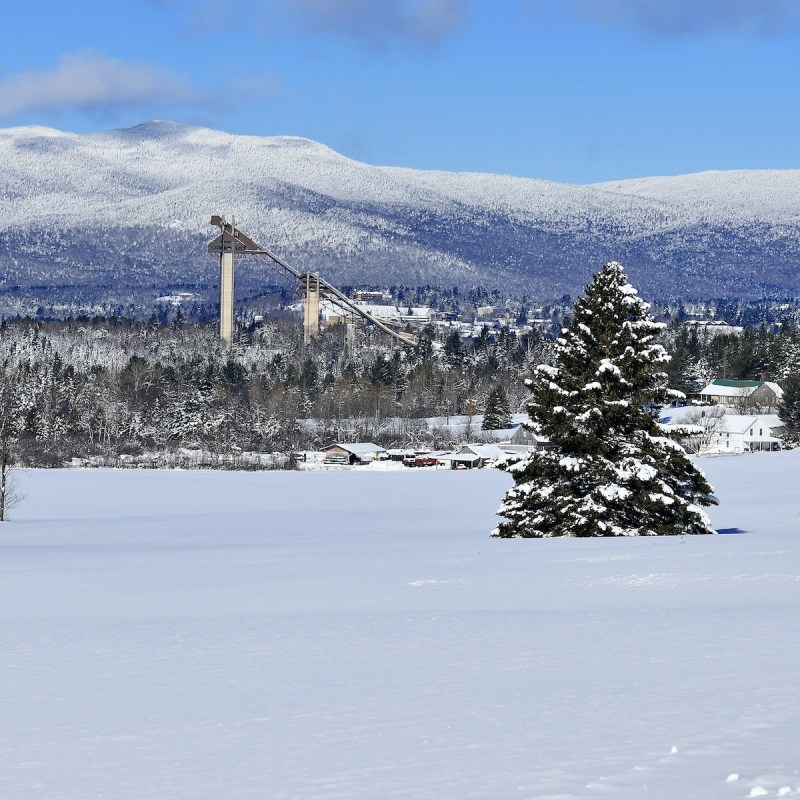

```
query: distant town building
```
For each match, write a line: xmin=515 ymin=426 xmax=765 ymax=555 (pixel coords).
xmin=684 ymin=320 xmax=744 ymax=337
xmin=398 ymin=307 xmax=433 ymax=326
xmin=353 ymin=290 xmax=392 ymax=303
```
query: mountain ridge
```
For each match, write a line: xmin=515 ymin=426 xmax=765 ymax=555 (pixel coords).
xmin=1 ymin=120 xmax=799 ymax=313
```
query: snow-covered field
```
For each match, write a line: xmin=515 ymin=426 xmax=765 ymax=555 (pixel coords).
xmin=2 ymin=453 xmax=799 ymax=799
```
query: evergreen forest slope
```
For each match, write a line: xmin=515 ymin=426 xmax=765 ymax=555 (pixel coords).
xmin=2 ymin=120 xmax=800 ymax=310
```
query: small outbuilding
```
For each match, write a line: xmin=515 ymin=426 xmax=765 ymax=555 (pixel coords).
xmin=430 ymin=451 xmax=482 ymax=469
xmin=456 ymin=443 xmax=508 ymax=467
xmin=321 ymin=443 xmax=386 ymax=465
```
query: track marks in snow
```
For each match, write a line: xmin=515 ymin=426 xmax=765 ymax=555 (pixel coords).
xmin=407 ymin=578 xmax=469 ymax=587
xmin=551 ymin=724 xmax=800 ymax=799
xmin=582 ymin=572 xmax=800 ymax=589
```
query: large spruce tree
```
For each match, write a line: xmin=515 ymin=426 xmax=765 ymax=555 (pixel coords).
xmin=493 ymin=262 xmax=717 ymax=538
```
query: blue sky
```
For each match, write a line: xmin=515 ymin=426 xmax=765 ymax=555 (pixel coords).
xmin=2 ymin=0 xmax=800 ymax=183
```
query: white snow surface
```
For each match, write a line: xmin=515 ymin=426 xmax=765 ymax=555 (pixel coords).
xmin=2 ymin=453 xmax=800 ymax=799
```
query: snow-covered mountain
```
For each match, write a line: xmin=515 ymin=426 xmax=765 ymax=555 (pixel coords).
xmin=2 ymin=120 xmax=799 ymax=310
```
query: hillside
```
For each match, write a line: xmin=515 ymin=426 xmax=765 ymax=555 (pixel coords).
xmin=2 ymin=120 xmax=800 ymax=312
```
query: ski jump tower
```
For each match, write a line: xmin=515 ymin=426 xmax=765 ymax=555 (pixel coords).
xmin=208 ymin=216 xmax=416 ymax=348
xmin=208 ymin=215 xmax=240 ymax=346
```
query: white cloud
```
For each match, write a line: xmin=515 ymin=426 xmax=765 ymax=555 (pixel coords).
xmin=291 ymin=0 xmax=471 ymax=47
xmin=0 ymin=53 xmax=195 ymax=119
xmin=534 ymin=0 xmax=800 ymax=37
xmin=156 ymin=0 xmax=472 ymax=50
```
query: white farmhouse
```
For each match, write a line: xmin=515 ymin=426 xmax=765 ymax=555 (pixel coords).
xmin=704 ymin=415 xmax=785 ymax=453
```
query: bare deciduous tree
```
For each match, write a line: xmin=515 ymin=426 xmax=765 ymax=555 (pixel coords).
xmin=0 ymin=461 xmax=23 ymax=522
xmin=680 ymin=406 xmax=728 ymax=454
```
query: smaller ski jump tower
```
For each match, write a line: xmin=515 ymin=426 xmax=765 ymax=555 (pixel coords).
xmin=302 ymin=272 xmax=320 ymax=344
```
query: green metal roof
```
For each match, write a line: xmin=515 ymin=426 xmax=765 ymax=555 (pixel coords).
xmin=711 ymin=379 xmax=761 ymax=388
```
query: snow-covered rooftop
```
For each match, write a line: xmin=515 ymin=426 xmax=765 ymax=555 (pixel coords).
xmin=699 ymin=380 xmax=784 ymax=399
xmin=459 ymin=443 xmax=508 ymax=460
xmin=322 ymin=442 xmax=386 ymax=455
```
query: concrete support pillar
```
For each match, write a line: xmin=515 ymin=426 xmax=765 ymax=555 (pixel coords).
xmin=220 ymin=251 xmax=234 ymax=346
xmin=345 ymin=321 xmax=356 ymax=353
xmin=303 ymin=273 xmax=320 ymax=345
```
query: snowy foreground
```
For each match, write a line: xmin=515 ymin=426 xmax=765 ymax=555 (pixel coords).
xmin=2 ymin=454 xmax=800 ymax=800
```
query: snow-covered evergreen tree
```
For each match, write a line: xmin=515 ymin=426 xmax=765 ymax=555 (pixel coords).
xmin=482 ymin=385 xmax=512 ymax=430
xmin=775 ymin=323 xmax=800 ymax=380
xmin=778 ymin=374 xmax=800 ymax=445
xmin=493 ymin=262 xmax=717 ymax=538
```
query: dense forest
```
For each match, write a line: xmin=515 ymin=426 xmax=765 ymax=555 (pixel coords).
xmin=661 ymin=318 xmax=800 ymax=392
xmin=0 ymin=314 xmax=547 ymax=468
xmin=1 ymin=293 xmax=799 ymax=468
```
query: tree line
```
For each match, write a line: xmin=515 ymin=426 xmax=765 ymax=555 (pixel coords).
xmin=0 ymin=316 xmax=549 ymax=469
xmin=1 ymin=298 xmax=799 ymax=474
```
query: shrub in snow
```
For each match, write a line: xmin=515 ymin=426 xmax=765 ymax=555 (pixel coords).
xmin=493 ymin=262 xmax=717 ymax=538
